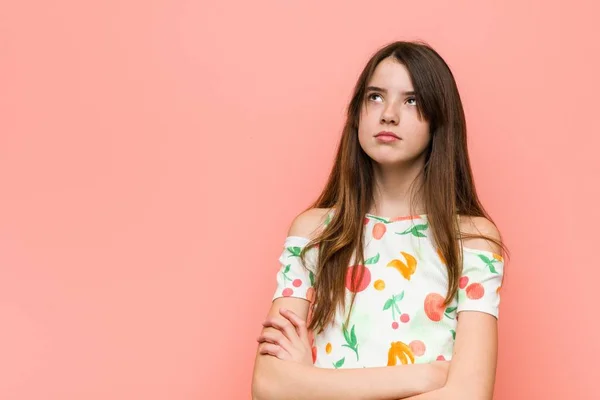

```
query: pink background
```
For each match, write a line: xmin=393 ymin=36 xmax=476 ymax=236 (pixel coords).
xmin=1 ymin=1 xmax=598 ymax=399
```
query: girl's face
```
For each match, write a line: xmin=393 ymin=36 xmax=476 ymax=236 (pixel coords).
xmin=358 ymin=57 xmax=431 ymax=168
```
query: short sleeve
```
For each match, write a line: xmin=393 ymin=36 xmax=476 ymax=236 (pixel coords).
xmin=272 ymin=236 xmax=317 ymax=302
xmin=456 ymin=247 xmax=505 ymax=318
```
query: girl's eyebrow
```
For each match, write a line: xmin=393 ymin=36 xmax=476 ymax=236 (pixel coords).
xmin=366 ymin=86 xmax=415 ymax=96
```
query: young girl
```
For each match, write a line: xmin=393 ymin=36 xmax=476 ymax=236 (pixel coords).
xmin=251 ymin=41 xmax=507 ymax=400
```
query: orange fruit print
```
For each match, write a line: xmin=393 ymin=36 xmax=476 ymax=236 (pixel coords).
xmin=387 ymin=252 xmax=417 ymax=280
xmin=387 ymin=341 xmax=415 ymax=365
xmin=372 ymin=223 xmax=386 ymax=239
xmin=409 ymin=340 xmax=426 ymax=357
xmin=374 ymin=279 xmax=386 ymax=290
xmin=424 ymin=293 xmax=445 ymax=321
xmin=466 ymin=283 xmax=485 ymax=299
xmin=306 ymin=287 xmax=315 ymax=303
xmin=424 ymin=293 xmax=457 ymax=321
xmin=437 ymin=248 xmax=446 ymax=264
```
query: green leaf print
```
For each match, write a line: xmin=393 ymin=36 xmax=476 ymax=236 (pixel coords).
xmin=333 ymin=357 xmax=346 ymax=369
xmin=341 ymin=344 xmax=359 ymax=361
xmin=395 ymin=223 xmax=429 ymax=238
xmin=342 ymin=324 xmax=357 ymax=347
xmin=444 ymin=307 xmax=456 ymax=319
xmin=384 ymin=291 xmax=405 ymax=322
xmin=477 ymin=254 xmax=500 ymax=274
xmin=342 ymin=323 xmax=360 ymax=361
xmin=324 ymin=213 xmax=332 ymax=226
xmin=350 ymin=325 xmax=357 ymax=346
xmin=451 ymin=330 xmax=456 ymax=340
xmin=369 ymin=215 xmax=389 ymax=224
xmin=478 ymin=254 xmax=492 ymax=264
xmin=282 ymin=264 xmax=292 ymax=283
xmin=364 ymin=253 xmax=380 ymax=265
xmin=309 ymin=271 xmax=315 ymax=286
xmin=287 ymin=247 xmax=302 ymax=257
xmin=383 ymin=299 xmax=394 ymax=311
xmin=342 ymin=324 xmax=351 ymax=344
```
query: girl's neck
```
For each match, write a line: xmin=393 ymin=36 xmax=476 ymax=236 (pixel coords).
xmin=370 ymin=161 xmax=426 ymax=217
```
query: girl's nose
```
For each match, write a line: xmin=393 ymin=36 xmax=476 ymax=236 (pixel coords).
xmin=380 ymin=106 xmax=399 ymax=125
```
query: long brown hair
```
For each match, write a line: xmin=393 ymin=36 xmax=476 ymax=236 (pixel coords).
xmin=302 ymin=41 xmax=507 ymax=333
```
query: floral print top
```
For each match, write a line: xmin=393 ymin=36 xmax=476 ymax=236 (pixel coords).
xmin=272 ymin=212 xmax=504 ymax=369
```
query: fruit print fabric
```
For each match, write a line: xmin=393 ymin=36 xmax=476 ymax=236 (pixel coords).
xmin=273 ymin=236 xmax=317 ymax=302
xmin=272 ymin=213 xmax=504 ymax=369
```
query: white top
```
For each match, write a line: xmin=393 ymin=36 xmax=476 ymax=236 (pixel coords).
xmin=272 ymin=213 xmax=504 ymax=369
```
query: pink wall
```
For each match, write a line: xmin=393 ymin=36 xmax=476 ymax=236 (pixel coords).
xmin=1 ymin=1 xmax=598 ymax=399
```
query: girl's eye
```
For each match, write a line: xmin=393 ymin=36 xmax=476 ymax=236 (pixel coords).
xmin=367 ymin=93 xmax=383 ymax=102
xmin=406 ymin=97 xmax=417 ymax=105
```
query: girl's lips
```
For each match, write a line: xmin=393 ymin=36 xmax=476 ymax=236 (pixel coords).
xmin=375 ymin=132 xmax=401 ymax=142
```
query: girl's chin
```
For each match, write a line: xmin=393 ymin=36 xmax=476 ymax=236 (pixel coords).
xmin=365 ymin=151 xmax=408 ymax=165
xmin=368 ymin=154 xmax=424 ymax=169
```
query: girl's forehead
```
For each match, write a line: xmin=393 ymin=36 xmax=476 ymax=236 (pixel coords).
xmin=367 ymin=59 xmax=414 ymax=90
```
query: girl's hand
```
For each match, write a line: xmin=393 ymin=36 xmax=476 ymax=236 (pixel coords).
xmin=257 ymin=307 xmax=313 ymax=365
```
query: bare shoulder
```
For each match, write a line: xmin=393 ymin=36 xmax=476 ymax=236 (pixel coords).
xmin=458 ymin=215 xmax=502 ymax=254
xmin=288 ymin=208 xmax=331 ymax=239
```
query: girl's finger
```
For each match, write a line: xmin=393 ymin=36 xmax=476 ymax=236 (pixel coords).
xmin=258 ymin=343 xmax=290 ymax=360
xmin=262 ymin=316 xmax=301 ymax=346
xmin=257 ymin=330 xmax=294 ymax=353
xmin=279 ymin=308 xmax=309 ymax=343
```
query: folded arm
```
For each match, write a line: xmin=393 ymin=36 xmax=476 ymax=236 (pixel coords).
xmin=251 ymin=298 xmax=443 ymax=400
